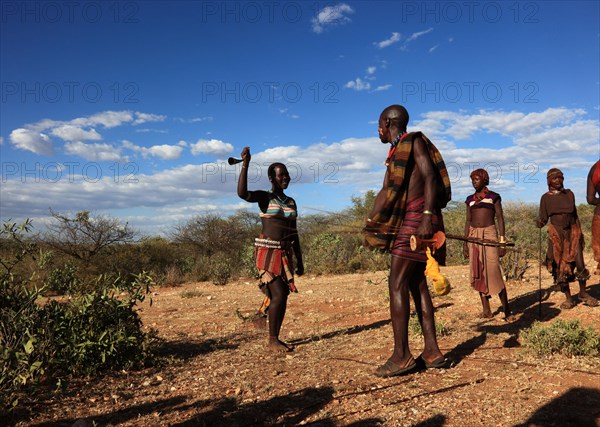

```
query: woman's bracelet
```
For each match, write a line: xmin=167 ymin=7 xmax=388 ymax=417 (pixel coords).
xmin=423 ymin=209 xmax=433 ymax=215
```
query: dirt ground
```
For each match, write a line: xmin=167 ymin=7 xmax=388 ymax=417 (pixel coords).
xmin=10 ymin=257 xmax=600 ymax=427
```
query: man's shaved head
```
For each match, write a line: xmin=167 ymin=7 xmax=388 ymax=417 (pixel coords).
xmin=380 ymin=104 xmax=409 ymax=131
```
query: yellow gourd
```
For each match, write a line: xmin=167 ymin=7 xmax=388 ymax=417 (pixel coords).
xmin=425 ymin=247 xmax=451 ymax=296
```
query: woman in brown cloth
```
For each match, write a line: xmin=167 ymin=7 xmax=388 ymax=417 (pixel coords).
xmin=586 ymin=160 xmax=600 ymax=275
xmin=237 ymin=146 xmax=304 ymax=352
xmin=463 ymin=169 xmax=514 ymax=321
xmin=536 ymin=168 xmax=598 ymax=309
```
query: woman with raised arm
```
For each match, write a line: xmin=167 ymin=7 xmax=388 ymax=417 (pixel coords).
xmin=237 ymin=146 xmax=304 ymax=353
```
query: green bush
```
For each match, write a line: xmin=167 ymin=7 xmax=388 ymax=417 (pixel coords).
xmin=240 ymin=243 xmax=258 ymax=278
xmin=521 ymin=319 xmax=600 ymax=357
xmin=0 ymin=220 xmax=157 ymax=413
xmin=209 ymin=254 xmax=232 ymax=286
xmin=44 ymin=262 xmax=81 ymax=295
xmin=0 ymin=276 xmax=46 ymax=410
xmin=39 ymin=274 xmax=155 ymax=377
xmin=306 ymin=232 xmax=344 ymax=275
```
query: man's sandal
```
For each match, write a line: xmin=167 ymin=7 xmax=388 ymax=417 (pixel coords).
xmin=579 ymin=293 xmax=599 ymax=307
xmin=375 ymin=356 xmax=417 ymax=378
xmin=416 ymin=355 xmax=447 ymax=369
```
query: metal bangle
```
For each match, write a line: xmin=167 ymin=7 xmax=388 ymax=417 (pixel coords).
xmin=423 ymin=210 xmax=433 ymax=215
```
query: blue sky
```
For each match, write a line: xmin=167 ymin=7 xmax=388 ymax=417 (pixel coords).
xmin=1 ymin=1 xmax=599 ymax=236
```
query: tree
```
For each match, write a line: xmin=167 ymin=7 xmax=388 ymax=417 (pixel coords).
xmin=44 ymin=210 xmax=137 ymax=262
xmin=350 ymin=190 xmax=377 ymax=222
xmin=171 ymin=213 xmax=250 ymax=257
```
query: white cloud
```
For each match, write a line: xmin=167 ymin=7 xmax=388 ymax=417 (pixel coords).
xmin=372 ymin=84 xmax=392 ymax=92
xmin=375 ymin=32 xmax=401 ymax=49
xmin=345 ymin=78 xmax=371 ymax=91
xmin=25 ymin=110 xmax=165 ymax=134
xmin=190 ymin=139 xmax=234 ymax=156
xmin=311 ymin=3 xmax=354 ymax=33
xmin=366 ymin=66 xmax=377 ymax=75
xmin=135 ymin=128 xmax=169 ymax=134
xmin=401 ymin=28 xmax=434 ymax=51
xmin=406 ymin=28 xmax=433 ymax=42
xmin=64 ymin=141 xmax=126 ymax=162
xmin=185 ymin=116 xmax=214 ymax=123
xmin=71 ymin=111 xmax=134 ymax=128
xmin=429 ymin=45 xmax=439 ymax=53
xmin=133 ymin=112 xmax=167 ymax=125
xmin=413 ymin=107 xmax=598 ymax=166
xmin=122 ymin=140 xmax=183 ymax=160
xmin=7 ymin=110 xmax=167 ymax=160
xmin=9 ymin=128 xmax=53 ymax=156
xmin=51 ymin=125 xmax=102 ymax=142
xmin=0 ymin=136 xmax=4 ymax=145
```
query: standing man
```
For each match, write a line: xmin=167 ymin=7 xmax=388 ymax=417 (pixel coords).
xmin=587 ymin=160 xmax=600 ymax=275
xmin=364 ymin=105 xmax=452 ymax=377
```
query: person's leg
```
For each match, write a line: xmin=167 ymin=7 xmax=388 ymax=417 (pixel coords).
xmin=380 ymin=257 xmax=415 ymax=369
xmin=498 ymin=288 xmax=515 ymax=321
xmin=409 ymin=265 xmax=444 ymax=365
xmin=266 ymin=278 xmax=292 ymax=352
xmin=592 ymin=214 xmax=600 ymax=274
xmin=479 ymin=293 xmax=493 ymax=318
xmin=573 ymin=240 xmax=598 ymax=306
xmin=559 ymin=282 xmax=575 ymax=309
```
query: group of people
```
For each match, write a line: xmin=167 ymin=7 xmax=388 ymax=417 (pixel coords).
xmin=236 ymin=104 xmax=600 ymax=377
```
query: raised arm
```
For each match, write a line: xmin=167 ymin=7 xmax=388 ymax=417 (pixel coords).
xmin=237 ymin=146 xmax=251 ymax=201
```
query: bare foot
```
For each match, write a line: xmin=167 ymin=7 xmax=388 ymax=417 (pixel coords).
xmin=267 ymin=340 xmax=293 ymax=353
xmin=503 ymin=314 xmax=517 ymax=322
xmin=480 ymin=311 xmax=493 ymax=319
xmin=560 ymin=298 xmax=575 ymax=309
xmin=579 ymin=292 xmax=599 ymax=307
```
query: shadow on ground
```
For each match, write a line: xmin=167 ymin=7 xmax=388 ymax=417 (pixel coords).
xmin=155 ymin=332 xmax=250 ymax=360
xmin=289 ymin=319 xmax=391 ymax=346
xmin=513 ymin=387 xmax=600 ymax=427
xmin=24 ymin=386 xmax=339 ymax=426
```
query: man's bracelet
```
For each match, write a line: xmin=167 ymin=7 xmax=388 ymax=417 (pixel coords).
xmin=423 ymin=210 xmax=433 ymax=215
